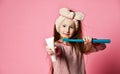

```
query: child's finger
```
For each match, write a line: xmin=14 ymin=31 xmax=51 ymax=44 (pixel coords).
xmin=47 ymin=49 xmax=54 ymax=55
xmin=83 ymin=36 xmax=92 ymax=44
xmin=87 ymin=36 xmax=92 ymax=42
xmin=83 ymin=37 xmax=87 ymax=44
xmin=48 ymin=51 xmax=54 ymax=55
xmin=54 ymin=46 xmax=57 ymax=49
xmin=47 ymin=48 xmax=52 ymax=51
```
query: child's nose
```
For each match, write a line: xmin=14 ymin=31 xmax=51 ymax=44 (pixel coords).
xmin=66 ymin=27 xmax=70 ymax=33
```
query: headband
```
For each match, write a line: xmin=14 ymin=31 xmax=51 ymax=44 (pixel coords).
xmin=55 ymin=8 xmax=84 ymax=33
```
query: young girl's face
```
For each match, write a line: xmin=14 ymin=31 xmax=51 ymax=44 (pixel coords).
xmin=59 ymin=18 xmax=76 ymax=38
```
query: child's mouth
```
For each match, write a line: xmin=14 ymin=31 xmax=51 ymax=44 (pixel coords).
xmin=63 ymin=33 xmax=70 ymax=36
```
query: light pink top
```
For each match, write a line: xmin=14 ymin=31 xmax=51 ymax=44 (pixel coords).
xmin=53 ymin=42 xmax=106 ymax=74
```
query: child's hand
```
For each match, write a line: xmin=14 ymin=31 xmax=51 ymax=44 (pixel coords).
xmin=46 ymin=46 xmax=54 ymax=55
xmin=83 ymin=36 xmax=92 ymax=44
xmin=46 ymin=45 xmax=61 ymax=56
xmin=83 ymin=36 xmax=93 ymax=52
xmin=46 ymin=46 xmax=58 ymax=55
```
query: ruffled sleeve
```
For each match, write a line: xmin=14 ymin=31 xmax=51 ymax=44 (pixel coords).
xmin=84 ymin=43 xmax=106 ymax=54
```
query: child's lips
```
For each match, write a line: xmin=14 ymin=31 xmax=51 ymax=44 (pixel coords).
xmin=63 ymin=33 xmax=70 ymax=36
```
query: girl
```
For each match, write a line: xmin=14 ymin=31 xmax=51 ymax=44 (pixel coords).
xmin=46 ymin=8 xmax=106 ymax=74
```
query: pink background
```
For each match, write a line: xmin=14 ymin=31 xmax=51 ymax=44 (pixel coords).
xmin=0 ymin=0 xmax=120 ymax=74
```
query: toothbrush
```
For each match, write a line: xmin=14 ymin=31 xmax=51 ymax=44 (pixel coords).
xmin=62 ymin=38 xmax=111 ymax=43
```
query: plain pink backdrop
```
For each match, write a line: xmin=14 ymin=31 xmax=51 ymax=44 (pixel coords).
xmin=0 ymin=0 xmax=120 ymax=74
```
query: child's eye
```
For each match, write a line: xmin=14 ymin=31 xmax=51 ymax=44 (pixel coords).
xmin=62 ymin=25 xmax=66 ymax=27
xmin=70 ymin=26 xmax=74 ymax=29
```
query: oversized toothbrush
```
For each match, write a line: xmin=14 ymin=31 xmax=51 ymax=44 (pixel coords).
xmin=62 ymin=38 xmax=111 ymax=43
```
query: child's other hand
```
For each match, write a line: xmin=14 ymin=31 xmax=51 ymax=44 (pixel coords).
xmin=46 ymin=46 xmax=54 ymax=55
xmin=46 ymin=46 xmax=57 ymax=55
xmin=83 ymin=36 xmax=93 ymax=52
xmin=83 ymin=36 xmax=92 ymax=44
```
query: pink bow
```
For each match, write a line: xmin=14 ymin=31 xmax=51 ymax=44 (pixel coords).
xmin=59 ymin=8 xmax=84 ymax=21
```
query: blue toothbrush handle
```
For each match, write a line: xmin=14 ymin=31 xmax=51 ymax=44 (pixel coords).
xmin=62 ymin=38 xmax=111 ymax=43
